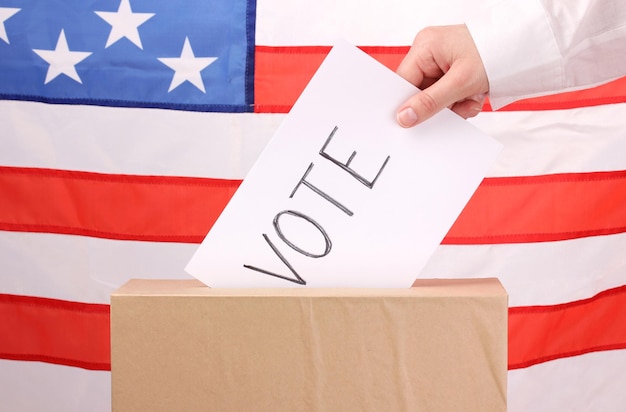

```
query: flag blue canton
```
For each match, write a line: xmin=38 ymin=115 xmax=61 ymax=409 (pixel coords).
xmin=0 ymin=0 xmax=256 ymax=112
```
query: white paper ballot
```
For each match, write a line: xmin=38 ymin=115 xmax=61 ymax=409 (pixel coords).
xmin=186 ymin=40 xmax=501 ymax=288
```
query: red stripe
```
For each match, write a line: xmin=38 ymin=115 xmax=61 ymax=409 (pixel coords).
xmin=1 ymin=167 xmax=625 ymax=244
xmin=254 ymin=45 xmax=409 ymax=113
xmin=3 ymin=286 xmax=625 ymax=371
xmin=253 ymin=46 xmax=626 ymax=113
xmin=444 ymin=170 xmax=626 ymax=244
xmin=0 ymin=294 xmax=110 ymax=370
xmin=489 ymin=76 xmax=626 ymax=111
xmin=509 ymin=285 xmax=626 ymax=370
xmin=0 ymin=166 xmax=239 ymax=243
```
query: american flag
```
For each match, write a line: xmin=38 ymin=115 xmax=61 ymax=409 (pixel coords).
xmin=1 ymin=0 xmax=626 ymax=410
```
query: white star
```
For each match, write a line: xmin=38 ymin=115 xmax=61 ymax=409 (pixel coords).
xmin=95 ymin=0 xmax=154 ymax=49
xmin=0 ymin=7 xmax=20 ymax=44
xmin=158 ymin=37 xmax=218 ymax=93
xmin=33 ymin=30 xmax=92 ymax=84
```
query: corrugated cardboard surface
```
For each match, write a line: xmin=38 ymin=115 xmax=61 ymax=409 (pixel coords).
xmin=111 ymin=278 xmax=507 ymax=411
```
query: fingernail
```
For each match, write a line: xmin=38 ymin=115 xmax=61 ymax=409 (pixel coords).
xmin=397 ymin=107 xmax=418 ymax=128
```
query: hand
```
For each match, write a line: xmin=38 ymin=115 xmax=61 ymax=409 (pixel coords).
xmin=396 ymin=24 xmax=489 ymax=127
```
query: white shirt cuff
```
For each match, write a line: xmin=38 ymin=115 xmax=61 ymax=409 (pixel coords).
xmin=465 ymin=0 xmax=563 ymax=110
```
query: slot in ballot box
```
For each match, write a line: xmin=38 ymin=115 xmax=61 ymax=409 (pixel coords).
xmin=111 ymin=278 xmax=507 ymax=411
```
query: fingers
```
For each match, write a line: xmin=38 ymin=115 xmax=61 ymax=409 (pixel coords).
xmin=396 ymin=27 xmax=446 ymax=90
xmin=450 ymin=94 xmax=486 ymax=119
xmin=396 ymin=48 xmax=427 ymax=88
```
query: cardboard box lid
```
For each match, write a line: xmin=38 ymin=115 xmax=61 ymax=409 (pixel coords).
xmin=112 ymin=277 xmax=507 ymax=298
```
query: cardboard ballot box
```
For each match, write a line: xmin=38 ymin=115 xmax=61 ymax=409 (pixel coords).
xmin=111 ymin=278 xmax=507 ymax=411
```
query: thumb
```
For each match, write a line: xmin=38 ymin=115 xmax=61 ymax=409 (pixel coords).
xmin=396 ymin=90 xmax=441 ymax=128
xmin=396 ymin=68 xmax=474 ymax=128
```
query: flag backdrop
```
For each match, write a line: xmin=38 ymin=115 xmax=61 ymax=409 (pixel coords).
xmin=2 ymin=0 xmax=626 ymax=410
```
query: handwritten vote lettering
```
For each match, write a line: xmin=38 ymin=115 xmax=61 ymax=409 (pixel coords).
xmin=243 ymin=125 xmax=390 ymax=285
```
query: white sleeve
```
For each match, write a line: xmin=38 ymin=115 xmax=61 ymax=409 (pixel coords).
xmin=465 ymin=0 xmax=626 ymax=110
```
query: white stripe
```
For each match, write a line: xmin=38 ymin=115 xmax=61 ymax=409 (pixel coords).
xmin=1 ymin=231 xmax=194 ymax=304
xmin=508 ymin=349 xmax=626 ymax=411
xmin=421 ymin=232 xmax=626 ymax=307
xmin=0 ymin=100 xmax=282 ymax=179
xmin=470 ymin=105 xmax=626 ymax=177
xmin=3 ymin=229 xmax=625 ymax=307
xmin=3 ymin=101 xmax=626 ymax=179
xmin=256 ymin=0 xmax=501 ymax=45
xmin=0 ymin=359 xmax=110 ymax=412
